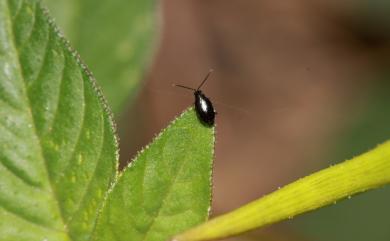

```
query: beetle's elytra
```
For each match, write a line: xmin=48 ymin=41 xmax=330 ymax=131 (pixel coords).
xmin=174 ymin=70 xmax=216 ymax=126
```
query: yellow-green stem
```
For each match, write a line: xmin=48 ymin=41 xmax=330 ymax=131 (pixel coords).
xmin=174 ymin=141 xmax=390 ymax=241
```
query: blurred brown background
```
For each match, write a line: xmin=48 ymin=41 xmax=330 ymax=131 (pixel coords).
xmin=118 ymin=0 xmax=390 ymax=240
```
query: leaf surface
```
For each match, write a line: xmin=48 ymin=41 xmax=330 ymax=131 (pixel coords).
xmin=43 ymin=0 xmax=157 ymax=114
xmin=174 ymin=141 xmax=390 ymax=241
xmin=0 ymin=0 xmax=118 ymax=240
xmin=93 ymin=108 xmax=215 ymax=241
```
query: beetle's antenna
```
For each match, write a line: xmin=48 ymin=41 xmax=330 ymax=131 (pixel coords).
xmin=197 ymin=69 xmax=214 ymax=90
xmin=173 ymin=84 xmax=196 ymax=91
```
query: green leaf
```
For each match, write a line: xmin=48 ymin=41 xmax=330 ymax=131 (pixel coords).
xmin=42 ymin=0 xmax=157 ymax=114
xmin=174 ymin=141 xmax=390 ymax=241
xmin=93 ymin=108 xmax=215 ymax=241
xmin=0 ymin=0 xmax=118 ymax=240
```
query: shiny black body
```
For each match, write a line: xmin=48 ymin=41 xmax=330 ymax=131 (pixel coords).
xmin=174 ymin=70 xmax=216 ymax=126
xmin=194 ymin=90 xmax=215 ymax=126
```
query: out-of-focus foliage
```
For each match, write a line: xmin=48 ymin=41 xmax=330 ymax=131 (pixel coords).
xmin=293 ymin=79 xmax=390 ymax=241
xmin=43 ymin=0 xmax=157 ymax=114
xmin=357 ymin=0 xmax=390 ymax=36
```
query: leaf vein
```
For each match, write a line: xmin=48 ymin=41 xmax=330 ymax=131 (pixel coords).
xmin=140 ymin=151 xmax=190 ymax=241
xmin=13 ymin=1 xmax=37 ymax=50
xmin=66 ymin=99 xmax=105 ymax=226
xmin=5 ymin=0 xmax=70 ymax=237
xmin=0 ymin=206 xmax=66 ymax=234
xmin=26 ymin=14 xmax=50 ymax=92
xmin=44 ymin=45 xmax=66 ymax=133
xmin=10 ymin=0 xmax=23 ymax=20
xmin=0 ymin=152 xmax=42 ymax=187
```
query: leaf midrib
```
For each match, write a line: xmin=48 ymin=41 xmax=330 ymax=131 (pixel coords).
xmin=139 ymin=130 xmax=193 ymax=241
xmin=5 ymin=0 xmax=71 ymax=238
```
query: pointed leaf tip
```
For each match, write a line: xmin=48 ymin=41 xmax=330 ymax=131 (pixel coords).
xmin=93 ymin=108 xmax=215 ymax=241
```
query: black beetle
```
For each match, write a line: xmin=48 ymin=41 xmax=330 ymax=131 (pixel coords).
xmin=174 ymin=70 xmax=216 ymax=126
